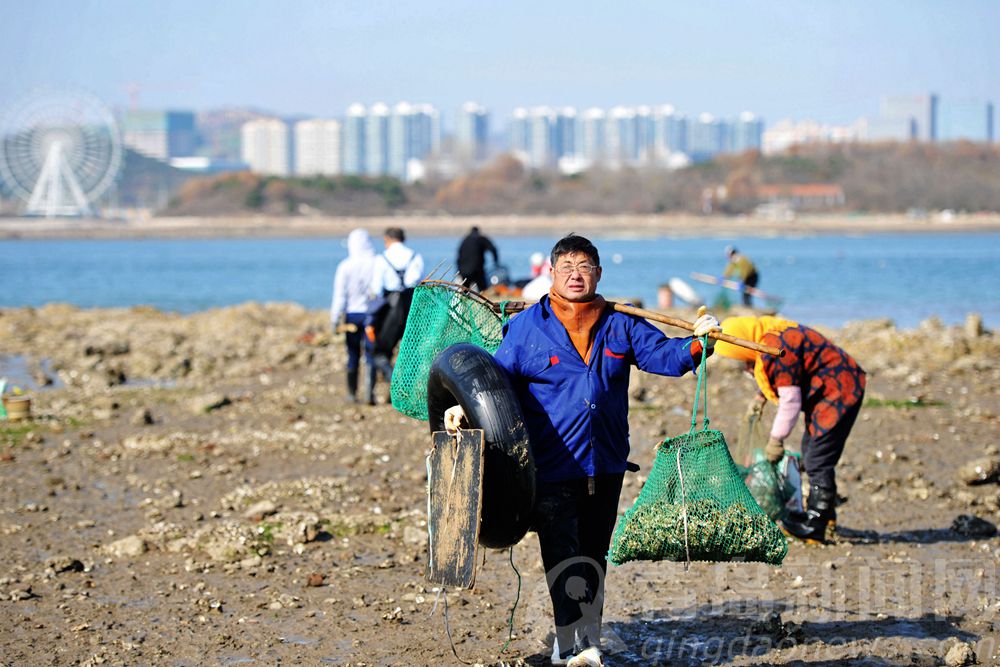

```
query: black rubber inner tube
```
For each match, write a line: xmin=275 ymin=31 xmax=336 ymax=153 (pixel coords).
xmin=427 ymin=343 xmax=536 ymax=549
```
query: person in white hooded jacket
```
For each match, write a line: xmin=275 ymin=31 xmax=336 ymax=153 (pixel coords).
xmin=330 ymin=228 xmax=377 ymax=403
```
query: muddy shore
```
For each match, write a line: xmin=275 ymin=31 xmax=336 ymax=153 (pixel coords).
xmin=2 ymin=212 xmax=1000 ymax=240
xmin=0 ymin=303 xmax=998 ymax=666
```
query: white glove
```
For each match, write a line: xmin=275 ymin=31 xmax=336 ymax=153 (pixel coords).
xmin=444 ymin=405 xmax=466 ymax=433
xmin=692 ymin=305 xmax=721 ymax=345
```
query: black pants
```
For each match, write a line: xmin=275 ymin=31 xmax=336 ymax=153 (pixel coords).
xmin=801 ymin=395 xmax=863 ymax=495
xmin=742 ymin=270 xmax=759 ymax=306
xmin=369 ymin=350 xmax=394 ymax=401
xmin=461 ymin=270 xmax=488 ymax=292
xmin=532 ymin=473 xmax=624 ymax=658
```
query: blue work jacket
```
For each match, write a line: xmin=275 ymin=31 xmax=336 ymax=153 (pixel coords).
xmin=494 ymin=295 xmax=702 ymax=484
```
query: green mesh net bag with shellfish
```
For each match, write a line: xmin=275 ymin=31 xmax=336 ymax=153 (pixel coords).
xmin=609 ymin=339 xmax=787 ymax=566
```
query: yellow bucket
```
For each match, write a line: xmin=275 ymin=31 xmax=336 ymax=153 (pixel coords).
xmin=3 ymin=396 xmax=31 ymax=422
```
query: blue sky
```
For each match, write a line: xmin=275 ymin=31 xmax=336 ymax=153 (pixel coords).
xmin=1 ymin=0 xmax=997 ymax=128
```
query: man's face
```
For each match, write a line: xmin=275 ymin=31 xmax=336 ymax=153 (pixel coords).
xmin=550 ymin=251 xmax=601 ymax=302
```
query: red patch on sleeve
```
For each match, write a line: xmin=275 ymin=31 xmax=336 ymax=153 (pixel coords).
xmin=549 ymin=355 xmax=560 ymax=366
xmin=604 ymin=349 xmax=625 ymax=359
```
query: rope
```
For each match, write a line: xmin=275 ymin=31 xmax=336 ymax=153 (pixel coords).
xmin=498 ymin=547 xmax=522 ymax=656
xmin=675 ymin=443 xmax=692 ymax=572
xmin=442 ymin=589 xmax=475 ymax=665
xmin=689 ymin=334 xmax=710 ymax=433
xmin=678 ymin=334 xmax=711 ymax=572
xmin=498 ymin=299 xmax=512 ymax=323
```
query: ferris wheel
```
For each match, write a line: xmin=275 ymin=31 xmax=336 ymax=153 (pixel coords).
xmin=0 ymin=90 xmax=123 ymax=217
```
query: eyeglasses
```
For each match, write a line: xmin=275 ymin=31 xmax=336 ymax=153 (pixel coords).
xmin=554 ymin=263 xmax=599 ymax=276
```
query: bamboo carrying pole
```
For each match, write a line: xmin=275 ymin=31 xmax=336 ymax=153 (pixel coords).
xmin=419 ymin=280 xmax=784 ymax=358
xmin=607 ymin=301 xmax=784 ymax=357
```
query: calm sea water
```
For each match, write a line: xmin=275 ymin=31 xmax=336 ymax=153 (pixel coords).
xmin=1 ymin=232 xmax=997 ymax=329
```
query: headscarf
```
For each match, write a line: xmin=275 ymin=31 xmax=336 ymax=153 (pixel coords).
xmin=715 ymin=315 xmax=798 ymax=402
xmin=547 ymin=289 xmax=607 ymax=363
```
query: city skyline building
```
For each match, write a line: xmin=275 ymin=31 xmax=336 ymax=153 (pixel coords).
xmin=506 ymin=104 xmax=766 ymax=170
xmin=455 ymin=101 xmax=490 ymax=164
xmin=229 ymin=91 xmax=996 ymax=180
xmin=762 ymin=118 xmax=861 ymax=154
xmin=294 ymin=118 xmax=341 ymax=176
xmin=652 ymin=105 xmax=687 ymax=156
xmin=687 ymin=112 xmax=724 ymax=162
xmin=122 ymin=110 xmax=198 ymax=162
xmin=878 ymin=93 xmax=938 ymax=141
xmin=553 ymin=107 xmax=577 ymax=164
xmin=342 ymin=104 xmax=367 ymax=175
xmin=528 ymin=107 xmax=555 ymax=169
xmin=606 ymin=106 xmax=638 ymax=165
xmin=240 ymin=118 xmax=290 ymax=176
xmin=730 ymin=111 xmax=764 ymax=153
xmin=938 ymin=99 xmax=994 ymax=143
xmin=388 ymin=102 xmax=439 ymax=181
xmin=578 ymin=107 xmax=606 ymax=164
xmin=365 ymin=102 xmax=390 ymax=177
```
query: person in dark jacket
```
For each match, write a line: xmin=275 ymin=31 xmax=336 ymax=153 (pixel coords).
xmin=444 ymin=234 xmax=720 ymax=667
xmin=456 ymin=226 xmax=498 ymax=292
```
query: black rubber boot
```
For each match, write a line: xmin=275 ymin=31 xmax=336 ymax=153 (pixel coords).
xmin=781 ymin=485 xmax=836 ymax=544
xmin=346 ymin=369 xmax=359 ymax=403
xmin=366 ymin=368 xmax=377 ymax=406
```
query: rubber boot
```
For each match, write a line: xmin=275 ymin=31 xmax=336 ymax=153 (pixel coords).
xmin=781 ymin=484 xmax=836 ymax=544
xmin=346 ymin=369 xmax=359 ymax=403
xmin=366 ymin=368 xmax=377 ymax=406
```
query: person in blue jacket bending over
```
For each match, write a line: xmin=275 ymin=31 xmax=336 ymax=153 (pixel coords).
xmin=445 ymin=233 xmax=721 ymax=667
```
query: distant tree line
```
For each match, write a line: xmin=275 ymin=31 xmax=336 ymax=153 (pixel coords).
xmin=157 ymin=142 xmax=1000 ymax=217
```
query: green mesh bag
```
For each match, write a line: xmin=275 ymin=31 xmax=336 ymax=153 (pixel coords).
xmin=732 ymin=400 xmax=803 ymax=521
xmin=390 ymin=281 xmax=508 ymax=421
xmin=609 ymin=341 xmax=787 ymax=566
xmin=740 ymin=450 xmax=801 ymax=521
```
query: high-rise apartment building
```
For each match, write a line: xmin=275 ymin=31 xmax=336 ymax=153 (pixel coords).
xmin=509 ymin=107 xmax=531 ymax=161
xmin=342 ymin=104 xmax=367 ymax=175
xmin=506 ymin=103 xmax=765 ymax=168
xmin=553 ymin=107 xmax=577 ymax=163
xmin=388 ymin=102 xmax=439 ymax=180
xmin=606 ymin=106 xmax=637 ymax=164
xmin=294 ymin=119 xmax=341 ymax=176
xmin=687 ymin=113 xmax=724 ymax=162
xmin=730 ymin=112 xmax=764 ymax=153
xmin=456 ymin=102 xmax=490 ymax=163
xmin=240 ymin=119 xmax=290 ymax=176
xmin=635 ymin=106 xmax=654 ymax=162
xmin=365 ymin=103 xmax=390 ymax=177
xmin=578 ymin=108 xmax=606 ymax=164
xmin=528 ymin=107 xmax=556 ymax=169
xmin=122 ymin=110 xmax=199 ymax=161
xmin=879 ymin=94 xmax=938 ymax=141
xmin=939 ymin=99 xmax=994 ymax=143
xmin=652 ymin=105 xmax=688 ymax=157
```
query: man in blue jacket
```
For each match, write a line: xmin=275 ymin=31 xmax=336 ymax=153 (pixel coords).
xmin=446 ymin=234 xmax=720 ymax=667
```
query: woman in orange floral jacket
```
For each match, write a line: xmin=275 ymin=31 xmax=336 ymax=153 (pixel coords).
xmin=715 ymin=316 xmax=866 ymax=544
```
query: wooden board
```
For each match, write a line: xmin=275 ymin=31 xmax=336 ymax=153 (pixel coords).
xmin=425 ymin=429 xmax=484 ymax=589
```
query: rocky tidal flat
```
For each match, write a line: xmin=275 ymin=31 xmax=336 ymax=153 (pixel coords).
xmin=0 ymin=303 xmax=998 ymax=666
